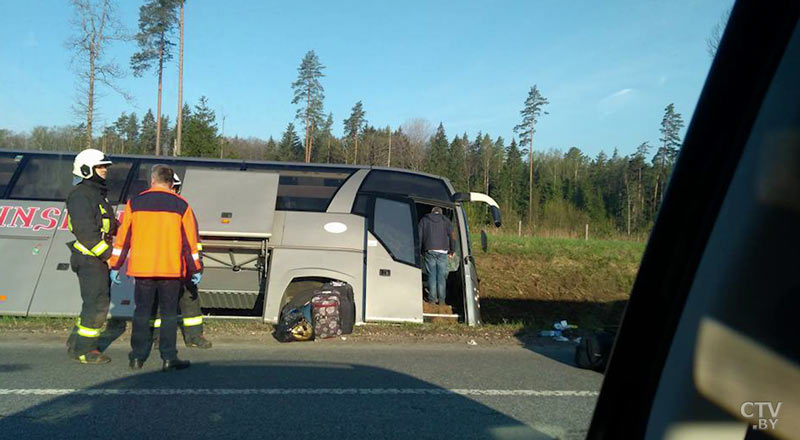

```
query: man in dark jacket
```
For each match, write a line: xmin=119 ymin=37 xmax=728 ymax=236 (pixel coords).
xmin=418 ymin=207 xmax=455 ymax=306
xmin=65 ymin=148 xmax=118 ymax=364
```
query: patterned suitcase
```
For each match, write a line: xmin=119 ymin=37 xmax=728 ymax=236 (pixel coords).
xmin=311 ymin=294 xmax=342 ymax=339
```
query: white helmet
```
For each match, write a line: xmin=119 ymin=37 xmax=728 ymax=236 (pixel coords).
xmin=73 ymin=149 xmax=112 ymax=179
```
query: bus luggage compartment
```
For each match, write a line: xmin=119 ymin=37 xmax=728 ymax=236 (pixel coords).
xmin=180 ymin=169 xmax=279 ymax=313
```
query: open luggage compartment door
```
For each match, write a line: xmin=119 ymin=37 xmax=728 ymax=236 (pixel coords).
xmin=180 ymin=169 xmax=279 ymax=310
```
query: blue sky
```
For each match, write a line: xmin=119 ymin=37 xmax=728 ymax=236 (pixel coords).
xmin=0 ymin=0 xmax=732 ymax=158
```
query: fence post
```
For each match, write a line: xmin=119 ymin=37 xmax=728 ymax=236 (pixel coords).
xmin=518 ymin=220 xmax=522 ymax=237
xmin=585 ymin=224 xmax=589 ymax=241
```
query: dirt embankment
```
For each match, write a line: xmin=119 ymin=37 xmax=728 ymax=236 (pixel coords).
xmin=473 ymin=235 xmax=644 ymax=329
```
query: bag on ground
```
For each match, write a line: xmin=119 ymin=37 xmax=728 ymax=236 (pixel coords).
xmin=574 ymin=330 xmax=616 ymax=371
xmin=275 ymin=302 xmax=314 ymax=343
xmin=312 ymin=293 xmax=342 ymax=339
xmin=317 ymin=281 xmax=356 ymax=334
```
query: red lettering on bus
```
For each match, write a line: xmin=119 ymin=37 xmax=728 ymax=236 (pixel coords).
xmin=0 ymin=206 xmax=11 ymax=227
xmin=60 ymin=209 xmax=70 ymax=230
xmin=11 ymin=207 xmax=39 ymax=229
xmin=33 ymin=207 xmax=62 ymax=232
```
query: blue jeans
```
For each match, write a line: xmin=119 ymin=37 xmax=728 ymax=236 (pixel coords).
xmin=424 ymin=251 xmax=448 ymax=304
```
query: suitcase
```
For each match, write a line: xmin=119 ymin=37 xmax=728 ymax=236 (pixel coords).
xmin=318 ymin=281 xmax=356 ymax=334
xmin=312 ymin=294 xmax=342 ymax=339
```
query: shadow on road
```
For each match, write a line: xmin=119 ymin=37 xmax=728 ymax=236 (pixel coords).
xmin=0 ymin=361 xmax=554 ymax=439
xmin=0 ymin=364 xmax=30 ymax=373
xmin=480 ymin=298 xmax=626 ymax=370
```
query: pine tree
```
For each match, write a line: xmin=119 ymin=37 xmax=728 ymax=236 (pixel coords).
xmin=513 ymin=85 xmax=549 ymax=226
xmin=343 ymin=101 xmax=366 ymax=164
xmin=652 ymin=103 xmax=684 ymax=212
xmin=278 ymin=122 xmax=303 ymax=162
xmin=291 ymin=50 xmax=326 ymax=163
xmin=138 ymin=109 xmax=157 ymax=154
xmin=131 ymin=0 xmax=180 ymax=156
xmin=447 ymin=135 xmax=467 ymax=191
xmin=182 ymin=96 xmax=219 ymax=158
xmin=124 ymin=113 xmax=139 ymax=154
xmin=264 ymin=136 xmax=277 ymax=160
xmin=314 ymin=113 xmax=334 ymax=163
xmin=426 ymin=123 xmax=449 ymax=177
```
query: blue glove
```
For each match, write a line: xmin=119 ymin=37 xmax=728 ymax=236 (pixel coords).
xmin=191 ymin=272 xmax=202 ymax=285
xmin=110 ymin=269 xmax=121 ymax=285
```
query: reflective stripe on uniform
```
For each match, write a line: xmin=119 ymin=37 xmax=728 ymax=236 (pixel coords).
xmin=182 ymin=316 xmax=203 ymax=327
xmin=91 ymin=241 xmax=109 ymax=256
xmin=112 ymin=248 xmax=122 ymax=256
xmin=197 ymin=243 xmax=203 ymax=251
xmin=73 ymin=241 xmax=94 ymax=256
xmin=77 ymin=324 xmax=101 ymax=338
xmin=67 ymin=215 xmax=73 ymax=232
xmin=152 ymin=319 xmax=162 ymax=328
xmin=99 ymin=204 xmax=111 ymax=233
xmin=74 ymin=240 xmax=109 ymax=257
xmin=191 ymin=253 xmax=200 ymax=260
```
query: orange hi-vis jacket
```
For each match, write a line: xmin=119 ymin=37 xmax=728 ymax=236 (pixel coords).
xmin=109 ymin=187 xmax=202 ymax=278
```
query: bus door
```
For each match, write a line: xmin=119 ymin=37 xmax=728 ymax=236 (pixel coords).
xmin=364 ymin=195 xmax=423 ymax=323
xmin=452 ymin=191 xmax=502 ymax=326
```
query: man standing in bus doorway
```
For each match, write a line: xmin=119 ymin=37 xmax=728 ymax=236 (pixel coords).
xmin=150 ymin=173 xmax=212 ymax=349
xmin=65 ymin=148 xmax=117 ymax=364
xmin=418 ymin=206 xmax=455 ymax=311
xmin=109 ymin=165 xmax=202 ymax=372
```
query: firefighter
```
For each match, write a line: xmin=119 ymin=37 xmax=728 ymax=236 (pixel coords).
xmin=110 ymin=164 xmax=202 ymax=372
xmin=150 ymin=174 xmax=212 ymax=349
xmin=65 ymin=148 xmax=117 ymax=364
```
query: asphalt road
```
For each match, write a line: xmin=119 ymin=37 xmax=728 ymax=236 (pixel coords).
xmin=0 ymin=334 xmax=602 ymax=440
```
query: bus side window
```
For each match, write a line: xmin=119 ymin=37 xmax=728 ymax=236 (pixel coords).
xmin=373 ymin=197 xmax=417 ymax=266
xmin=9 ymin=156 xmax=73 ymax=200
xmin=0 ymin=155 xmax=22 ymax=198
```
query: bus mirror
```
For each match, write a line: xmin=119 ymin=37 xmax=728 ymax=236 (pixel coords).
xmin=452 ymin=192 xmax=471 ymax=202
xmin=490 ymin=206 xmax=502 ymax=227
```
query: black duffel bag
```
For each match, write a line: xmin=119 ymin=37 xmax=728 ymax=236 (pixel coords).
xmin=575 ymin=330 xmax=616 ymax=371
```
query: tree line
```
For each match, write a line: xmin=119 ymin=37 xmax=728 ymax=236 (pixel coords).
xmin=0 ymin=97 xmax=684 ymax=239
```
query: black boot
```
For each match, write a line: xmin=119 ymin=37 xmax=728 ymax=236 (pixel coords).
xmin=185 ymin=334 xmax=212 ymax=349
xmin=162 ymin=358 xmax=191 ymax=372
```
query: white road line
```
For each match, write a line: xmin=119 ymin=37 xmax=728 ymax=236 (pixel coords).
xmin=0 ymin=389 xmax=599 ymax=397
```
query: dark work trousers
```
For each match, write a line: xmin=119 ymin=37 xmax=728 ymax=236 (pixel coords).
xmin=152 ymin=281 xmax=204 ymax=340
xmin=68 ymin=253 xmax=111 ymax=355
xmin=180 ymin=282 xmax=204 ymax=339
xmin=131 ymin=278 xmax=181 ymax=361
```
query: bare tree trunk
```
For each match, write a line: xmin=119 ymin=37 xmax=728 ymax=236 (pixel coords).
xmin=528 ymin=128 xmax=534 ymax=227
xmin=387 ymin=130 xmax=391 ymax=167
xmin=354 ymin=136 xmax=359 ymax=165
xmin=305 ymin=88 xmax=311 ymax=162
xmin=175 ymin=2 xmax=184 ymax=156
xmin=625 ymin=171 xmax=631 ymax=236
xmin=638 ymin=166 xmax=643 ymax=226
xmin=327 ymin=135 xmax=331 ymax=164
xmin=155 ymin=35 xmax=164 ymax=156
xmin=87 ymin=46 xmax=95 ymax=149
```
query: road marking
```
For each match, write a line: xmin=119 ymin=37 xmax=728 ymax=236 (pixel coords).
xmin=0 ymin=389 xmax=599 ymax=397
